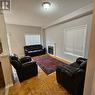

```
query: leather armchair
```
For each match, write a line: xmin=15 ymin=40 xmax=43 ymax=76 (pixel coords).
xmin=56 ymin=57 xmax=87 ymax=95
xmin=9 ymin=54 xmax=38 ymax=82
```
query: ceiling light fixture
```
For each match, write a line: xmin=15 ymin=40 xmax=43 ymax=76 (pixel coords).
xmin=42 ymin=1 xmax=51 ymax=10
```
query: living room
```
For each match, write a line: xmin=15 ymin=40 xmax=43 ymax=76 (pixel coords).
xmin=0 ymin=0 xmax=95 ymax=95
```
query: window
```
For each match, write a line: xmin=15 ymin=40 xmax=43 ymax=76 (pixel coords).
xmin=63 ymin=25 xmax=87 ymax=57
xmin=25 ymin=35 xmax=41 ymax=45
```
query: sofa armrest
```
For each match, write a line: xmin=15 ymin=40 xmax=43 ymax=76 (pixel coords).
xmin=20 ymin=56 xmax=31 ymax=63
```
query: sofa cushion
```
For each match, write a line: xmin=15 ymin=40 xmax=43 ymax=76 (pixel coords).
xmin=24 ymin=44 xmax=42 ymax=51
xmin=28 ymin=50 xmax=42 ymax=53
xmin=63 ymin=66 xmax=80 ymax=74
xmin=57 ymin=65 xmax=80 ymax=78
xmin=31 ymin=45 xmax=42 ymax=50
xmin=20 ymin=56 xmax=31 ymax=63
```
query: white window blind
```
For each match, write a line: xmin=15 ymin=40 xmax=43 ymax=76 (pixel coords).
xmin=63 ymin=25 xmax=87 ymax=57
xmin=25 ymin=35 xmax=41 ymax=45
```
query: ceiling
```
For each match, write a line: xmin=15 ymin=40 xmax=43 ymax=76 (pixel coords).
xmin=4 ymin=0 xmax=93 ymax=27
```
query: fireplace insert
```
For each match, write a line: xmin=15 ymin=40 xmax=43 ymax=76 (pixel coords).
xmin=48 ymin=46 xmax=53 ymax=55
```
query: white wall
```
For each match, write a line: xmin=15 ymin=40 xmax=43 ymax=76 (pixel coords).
xmin=6 ymin=24 xmax=41 ymax=56
xmin=45 ymin=14 xmax=92 ymax=62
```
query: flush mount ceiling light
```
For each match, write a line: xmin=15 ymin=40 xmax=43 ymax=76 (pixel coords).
xmin=42 ymin=1 xmax=51 ymax=10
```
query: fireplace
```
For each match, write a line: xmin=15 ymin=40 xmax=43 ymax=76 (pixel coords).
xmin=48 ymin=46 xmax=53 ymax=55
xmin=47 ymin=43 xmax=56 ymax=55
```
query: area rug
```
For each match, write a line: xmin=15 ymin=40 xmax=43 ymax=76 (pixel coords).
xmin=33 ymin=54 xmax=67 ymax=75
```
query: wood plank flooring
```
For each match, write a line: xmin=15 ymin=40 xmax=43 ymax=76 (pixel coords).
xmin=8 ymin=55 xmax=70 ymax=95
xmin=8 ymin=67 xmax=70 ymax=95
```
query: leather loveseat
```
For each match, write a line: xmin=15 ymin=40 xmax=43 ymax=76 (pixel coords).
xmin=56 ymin=57 xmax=87 ymax=95
xmin=24 ymin=44 xmax=46 ymax=57
xmin=9 ymin=54 xmax=38 ymax=82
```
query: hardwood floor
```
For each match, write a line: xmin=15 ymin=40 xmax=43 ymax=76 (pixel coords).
xmin=8 ymin=66 xmax=70 ymax=95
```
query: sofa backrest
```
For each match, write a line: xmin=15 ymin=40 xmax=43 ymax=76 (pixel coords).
xmin=79 ymin=61 xmax=87 ymax=70
xmin=24 ymin=44 xmax=43 ymax=51
xmin=9 ymin=55 xmax=22 ymax=70
xmin=70 ymin=57 xmax=87 ymax=70
xmin=76 ymin=57 xmax=87 ymax=64
xmin=76 ymin=57 xmax=87 ymax=70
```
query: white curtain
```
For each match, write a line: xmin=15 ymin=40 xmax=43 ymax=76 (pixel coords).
xmin=63 ymin=25 xmax=87 ymax=57
xmin=25 ymin=35 xmax=40 ymax=45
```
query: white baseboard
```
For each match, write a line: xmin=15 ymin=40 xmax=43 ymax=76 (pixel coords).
xmin=5 ymin=83 xmax=13 ymax=89
xmin=5 ymin=83 xmax=13 ymax=95
xmin=56 ymin=55 xmax=72 ymax=63
xmin=5 ymin=88 xmax=9 ymax=95
xmin=49 ymin=54 xmax=72 ymax=63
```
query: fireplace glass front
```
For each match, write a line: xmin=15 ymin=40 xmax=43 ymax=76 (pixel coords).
xmin=48 ymin=46 xmax=53 ymax=55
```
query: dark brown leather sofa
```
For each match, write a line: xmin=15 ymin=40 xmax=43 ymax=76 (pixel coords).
xmin=24 ymin=44 xmax=46 ymax=57
xmin=56 ymin=57 xmax=87 ymax=95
